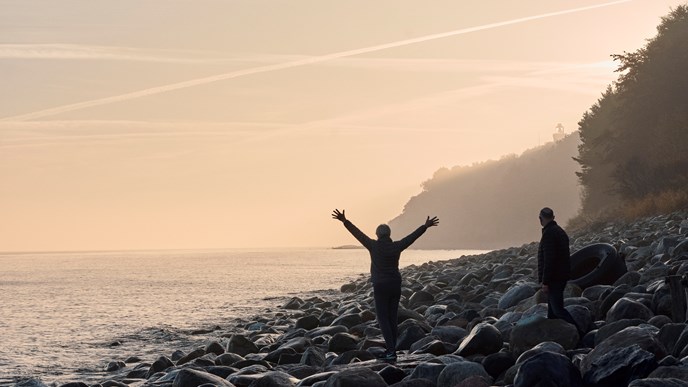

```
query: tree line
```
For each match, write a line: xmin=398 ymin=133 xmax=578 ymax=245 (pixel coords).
xmin=574 ymin=5 xmax=688 ymax=220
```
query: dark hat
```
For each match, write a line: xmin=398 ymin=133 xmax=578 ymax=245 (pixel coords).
xmin=539 ymin=207 xmax=554 ymax=218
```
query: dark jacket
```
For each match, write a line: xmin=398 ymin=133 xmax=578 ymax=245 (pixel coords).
xmin=537 ymin=220 xmax=571 ymax=285
xmin=343 ymin=220 xmax=427 ymax=284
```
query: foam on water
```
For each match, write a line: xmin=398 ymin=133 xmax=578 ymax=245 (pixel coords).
xmin=0 ymin=248 xmax=483 ymax=385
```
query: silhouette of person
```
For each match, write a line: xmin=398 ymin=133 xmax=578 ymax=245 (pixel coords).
xmin=332 ymin=209 xmax=439 ymax=362
xmin=537 ymin=207 xmax=579 ymax=331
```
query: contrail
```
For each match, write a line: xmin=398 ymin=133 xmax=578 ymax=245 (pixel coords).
xmin=1 ymin=0 xmax=631 ymax=122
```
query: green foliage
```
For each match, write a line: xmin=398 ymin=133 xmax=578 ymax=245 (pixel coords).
xmin=576 ymin=5 xmax=688 ymax=216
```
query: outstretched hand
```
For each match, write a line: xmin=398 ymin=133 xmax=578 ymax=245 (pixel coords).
xmin=332 ymin=209 xmax=347 ymax=222
xmin=425 ymin=216 xmax=439 ymax=228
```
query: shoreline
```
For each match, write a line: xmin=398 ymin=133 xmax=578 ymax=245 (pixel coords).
xmin=15 ymin=210 xmax=688 ymax=387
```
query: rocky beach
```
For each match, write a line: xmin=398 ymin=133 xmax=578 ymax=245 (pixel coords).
xmin=18 ymin=211 xmax=688 ymax=387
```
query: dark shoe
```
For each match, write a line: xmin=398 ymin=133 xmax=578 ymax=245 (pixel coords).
xmin=381 ymin=352 xmax=397 ymax=362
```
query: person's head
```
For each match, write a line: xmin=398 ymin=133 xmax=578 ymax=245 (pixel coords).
xmin=539 ymin=207 xmax=555 ymax=227
xmin=376 ymin=224 xmax=391 ymax=239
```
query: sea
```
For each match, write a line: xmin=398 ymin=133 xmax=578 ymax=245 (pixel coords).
xmin=0 ymin=248 xmax=485 ymax=386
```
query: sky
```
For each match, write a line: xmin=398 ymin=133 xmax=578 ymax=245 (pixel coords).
xmin=1 ymin=0 xmax=685 ymax=252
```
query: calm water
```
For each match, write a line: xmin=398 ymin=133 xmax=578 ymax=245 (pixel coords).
xmin=0 ymin=248 xmax=483 ymax=386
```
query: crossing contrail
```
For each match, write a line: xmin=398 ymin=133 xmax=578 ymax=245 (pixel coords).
xmin=1 ymin=0 xmax=631 ymax=122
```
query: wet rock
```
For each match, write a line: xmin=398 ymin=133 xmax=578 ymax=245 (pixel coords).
xmin=330 ymin=313 xmax=362 ymax=329
xmin=176 ymin=347 xmax=207 ymax=365
xmin=482 ymin=351 xmax=515 ymax=379
xmin=409 ymin=290 xmax=435 ymax=307
xmin=582 ymin=344 xmax=658 ymax=386
xmin=305 ymin=325 xmax=348 ymax=339
xmin=378 ymin=365 xmax=406 ymax=385
xmin=227 ymin=334 xmax=260 ymax=356
xmin=514 ymin=351 xmax=583 ymax=387
xmin=124 ymin=356 xmax=142 ymax=363
xmin=172 ymin=368 xmax=235 ymax=387
xmin=606 ymin=297 xmax=654 ymax=323
xmin=510 ymin=315 xmax=579 ymax=355
xmin=453 ymin=375 xmax=491 ymax=387
xmin=295 ymin=371 xmax=337 ymax=386
xmin=595 ymin=318 xmax=646 ymax=345
xmin=301 ymin=346 xmax=326 ymax=367
xmin=436 ymin=360 xmax=491 ymax=387
xmin=247 ymin=371 xmax=299 ymax=387
xmin=216 ymin=352 xmax=245 ymax=366
xmin=283 ymin=297 xmax=304 ymax=309
xmin=327 ymin=332 xmax=358 ymax=353
xmin=296 ymin=315 xmax=320 ymax=330
xmin=388 ymin=379 xmax=436 ymax=387
xmin=430 ymin=325 xmax=467 ymax=344
xmin=58 ymin=383 xmax=88 ymax=387
xmin=105 ymin=361 xmax=126 ymax=372
xmin=455 ymin=322 xmax=502 ymax=356
xmin=206 ymin=341 xmax=225 ymax=356
xmin=498 ymin=283 xmax=536 ymax=309
xmin=322 ymin=367 xmax=387 ymax=387
xmin=407 ymin=362 xmax=447 ymax=384
xmin=581 ymin=326 xmax=667 ymax=375
xmin=648 ymin=365 xmax=688 ymax=380
xmin=396 ymin=323 xmax=428 ymax=350
xmin=658 ymin=323 xmax=687 ymax=355
xmin=628 ymin=378 xmax=688 ymax=387
xmin=329 ymin=350 xmax=375 ymax=365
xmin=146 ymin=356 xmax=174 ymax=378
xmin=613 ymin=271 xmax=642 ymax=287
xmin=516 ymin=341 xmax=566 ymax=365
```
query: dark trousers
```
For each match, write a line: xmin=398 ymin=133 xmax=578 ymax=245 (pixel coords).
xmin=373 ymin=282 xmax=401 ymax=354
xmin=547 ymin=281 xmax=578 ymax=329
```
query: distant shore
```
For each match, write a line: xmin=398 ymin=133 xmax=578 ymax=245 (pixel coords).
xmin=17 ymin=210 xmax=688 ymax=387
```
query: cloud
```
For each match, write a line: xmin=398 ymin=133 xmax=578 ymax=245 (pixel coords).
xmin=0 ymin=0 xmax=631 ymax=122
xmin=0 ymin=44 xmax=284 ymax=64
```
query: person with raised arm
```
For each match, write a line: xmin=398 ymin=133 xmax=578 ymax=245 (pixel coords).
xmin=332 ymin=208 xmax=439 ymax=362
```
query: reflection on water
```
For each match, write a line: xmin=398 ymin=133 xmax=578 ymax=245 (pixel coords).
xmin=0 ymin=248 xmax=483 ymax=385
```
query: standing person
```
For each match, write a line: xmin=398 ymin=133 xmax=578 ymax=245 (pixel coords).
xmin=537 ymin=207 xmax=579 ymax=330
xmin=332 ymin=209 xmax=439 ymax=362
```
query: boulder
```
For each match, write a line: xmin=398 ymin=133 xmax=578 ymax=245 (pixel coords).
xmin=510 ymin=315 xmax=579 ymax=355
xmin=436 ymin=361 xmax=491 ymax=387
xmin=330 ymin=314 xmax=362 ymax=329
xmin=206 ymin=341 xmax=225 ymax=356
xmin=498 ymin=283 xmax=537 ymax=309
xmin=388 ymin=379 xmax=436 ymax=387
xmin=247 ymin=371 xmax=298 ymax=387
xmin=482 ymin=351 xmax=515 ymax=379
xmin=628 ymin=378 xmax=688 ymax=387
xmin=648 ymin=366 xmax=688 ymax=380
xmin=176 ymin=347 xmax=206 ymax=365
xmin=595 ymin=319 xmax=646 ymax=345
xmin=581 ymin=326 xmax=667 ymax=375
xmin=296 ymin=315 xmax=320 ymax=330
xmin=146 ymin=356 xmax=174 ymax=377
xmin=606 ymin=297 xmax=654 ymax=323
xmin=514 ymin=351 xmax=583 ymax=387
xmin=582 ymin=344 xmax=658 ymax=386
xmin=455 ymin=322 xmax=502 ymax=356
xmin=227 ymin=334 xmax=259 ymax=357
xmin=172 ymin=368 xmax=235 ymax=387
xmin=430 ymin=325 xmax=468 ymax=344
xmin=409 ymin=290 xmax=435 ymax=307
xmin=396 ymin=323 xmax=428 ymax=350
xmin=327 ymin=333 xmax=358 ymax=353
xmin=378 ymin=365 xmax=406 ymax=385
xmin=407 ymin=362 xmax=447 ymax=384
xmin=323 ymin=367 xmax=387 ymax=387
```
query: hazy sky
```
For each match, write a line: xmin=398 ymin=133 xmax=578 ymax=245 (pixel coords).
xmin=1 ymin=0 xmax=684 ymax=251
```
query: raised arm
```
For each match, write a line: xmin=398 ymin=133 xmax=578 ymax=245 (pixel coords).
xmin=332 ymin=209 xmax=374 ymax=249
xmin=397 ymin=216 xmax=439 ymax=250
